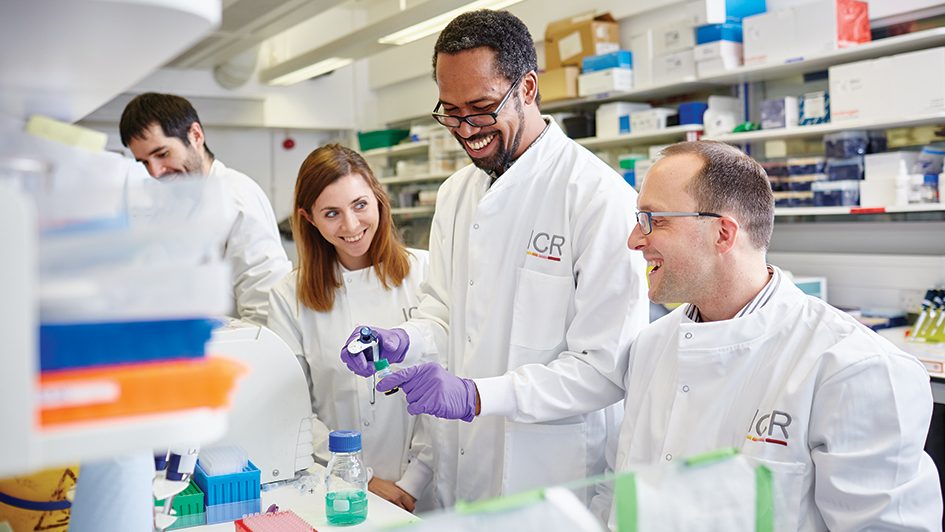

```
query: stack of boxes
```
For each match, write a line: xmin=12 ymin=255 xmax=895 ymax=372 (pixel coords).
xmin=743 ymin=0 xmax=870 ymax=67
xmin=694 ymin=22 xmax=744 ymax=77
xmin=539 ymin=12 xmax=621 ymax=102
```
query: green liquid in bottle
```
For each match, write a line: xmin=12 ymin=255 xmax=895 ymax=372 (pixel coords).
xmin=326 ymin=489 xmax=368 ymax=525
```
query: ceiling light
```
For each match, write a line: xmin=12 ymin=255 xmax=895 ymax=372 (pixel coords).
xmin=378 ymin=0 xmax=525 ymax=46
xmin=266 ymin=57 xmax=354 ymax=86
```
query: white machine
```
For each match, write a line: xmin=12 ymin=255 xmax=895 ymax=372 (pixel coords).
xmin=206 ymin=318 xmax=315 ymax=484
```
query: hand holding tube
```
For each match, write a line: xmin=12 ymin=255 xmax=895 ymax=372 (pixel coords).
xmin=341 ymin=326 xmax=409 ymax=378
xmin=376 ymin=362 xmax=477 ymax=422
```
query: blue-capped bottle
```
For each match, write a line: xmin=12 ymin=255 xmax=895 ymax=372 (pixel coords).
xmin=325 ymin=430 xmax=368 ymax=525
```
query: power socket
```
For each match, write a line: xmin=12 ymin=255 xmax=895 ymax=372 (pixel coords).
xmin=899 ymin=289 xmax=926 ymax=313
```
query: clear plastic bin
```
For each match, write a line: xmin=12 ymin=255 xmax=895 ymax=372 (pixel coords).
xmin=824 ymin=130 xmax=867 ymax=158
xmin=813 ymin=180 xmax=860 ymax=206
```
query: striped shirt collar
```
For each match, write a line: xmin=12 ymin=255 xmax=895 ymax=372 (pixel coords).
xmin=685 ymin=264 xmax=780 ymax=323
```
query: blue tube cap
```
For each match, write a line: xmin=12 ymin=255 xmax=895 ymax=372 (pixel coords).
xmin=328 ymin=430 xmax=362 ymax=453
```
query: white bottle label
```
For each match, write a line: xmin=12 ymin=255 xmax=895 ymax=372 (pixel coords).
xmin=333 ymin=499 xmax=350 ymax=512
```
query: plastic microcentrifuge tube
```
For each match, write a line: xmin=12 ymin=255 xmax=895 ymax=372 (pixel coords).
xmin=374 ymin=359 xmax=399 ymax=395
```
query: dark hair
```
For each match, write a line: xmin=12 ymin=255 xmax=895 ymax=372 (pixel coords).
xmin=661 ymin=141 xmax=774 ymax=251
xmin=119 ymin=93 xmax=213 ymax=158
xmin=293 ymin=144 xmax=411 ymax=312
xmin=432 ymin=9 xmax=538 ymax=85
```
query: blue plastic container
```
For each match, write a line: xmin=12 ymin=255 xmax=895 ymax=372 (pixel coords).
xmin=678 ymin=102 xmax=708 ymax=125
xmin=193 ymin=460 xmax=261 ymax=524
xmin=582 ymin=50 xmax=632 ymax=73
xmin=696 ymin=23 xmax=743 ymax=44
xmin=39 ymin=318 xmax=215 ymax=371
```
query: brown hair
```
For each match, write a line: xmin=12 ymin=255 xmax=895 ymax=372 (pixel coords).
xmin=661 ymin=141 xmax=774 ymax=250
xmin=293 ymin=144 xmax=411 ymax=312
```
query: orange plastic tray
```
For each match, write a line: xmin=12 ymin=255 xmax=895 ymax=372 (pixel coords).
xmin=39 ymin=355 xmax=248 ymax=426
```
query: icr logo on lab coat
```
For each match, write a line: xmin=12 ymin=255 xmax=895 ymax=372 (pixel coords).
xmin=746 ymin=409 xmax=792 ymax=446
xmin=525 ymin=230 xmax=564 ymax=262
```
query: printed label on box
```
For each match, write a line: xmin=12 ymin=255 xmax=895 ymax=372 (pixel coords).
xmin=803 ymin=94 xmax=826 ymax=118
xmin=559 ymin=31 xmax=583 ymax=61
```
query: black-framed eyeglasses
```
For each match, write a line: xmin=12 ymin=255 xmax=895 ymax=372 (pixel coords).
xmin=635 ymin=211 xmax=722 ymax=235
xmin=432 ymin=74 xmax=524 ymax=128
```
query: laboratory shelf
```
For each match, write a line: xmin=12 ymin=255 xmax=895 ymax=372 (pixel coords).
xmin=576 ymin=124 xmax=704 ymax=150
xmin=541 ymin=27 xmax=945 ymax=114
xmin=775 ymin=203 xmax=945 ymax=218
xmin=361 ymin=140 xmax=429 ymax=158
xmin=705 ymin=112 xmax=945 ymax=143
xmin=379 ymin=172 xmax=452 ymax=185
xmin=391 ymin=205 xmax=436 ymax=216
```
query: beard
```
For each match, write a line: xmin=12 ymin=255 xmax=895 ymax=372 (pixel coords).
xmin=157 ymin=145 xmax=206 ymax=180
xmin=456 ymin=96 xmax=525 ymax=176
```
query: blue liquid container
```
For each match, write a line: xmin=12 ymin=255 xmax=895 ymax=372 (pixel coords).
xmin=325 ymin=431 xmax=368 ymax=526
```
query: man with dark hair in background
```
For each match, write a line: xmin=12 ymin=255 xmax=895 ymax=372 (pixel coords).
xmin=120 ymin=92 xmax=291 ymax=326
xmin=340 ymin=10 xmax=649 ymax=513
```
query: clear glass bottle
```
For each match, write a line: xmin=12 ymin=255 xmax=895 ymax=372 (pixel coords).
xmin=324 ymin=430 xmax=368 ymax=526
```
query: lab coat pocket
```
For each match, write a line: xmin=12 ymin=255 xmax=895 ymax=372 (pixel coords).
xmin=509 ymin=268 xmax=572 ymax=352
xmin=741 ymin=456 xmax=807 ymax=532
xmin=502 ymin=420 xmax=587 ymax=498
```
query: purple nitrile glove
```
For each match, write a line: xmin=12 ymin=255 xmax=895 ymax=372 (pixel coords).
xmin=340 ymin=326 xmax=410 ymax=378
xmin=376 ymin=362 xmax=477 ymax=422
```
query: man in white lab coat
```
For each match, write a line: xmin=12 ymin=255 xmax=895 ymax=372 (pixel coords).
xmin=341 ymin=9 xmax=649 ymax=509
xmin=608 ymin=141 xmax=943 ymax=530
xmin=120 ymin=93 xmax=291 ymax=326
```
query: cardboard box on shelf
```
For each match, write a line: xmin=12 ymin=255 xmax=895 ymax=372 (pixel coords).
xmin=793 ymin=0 xmax=870 ymax=58
xmin=799 ymin=91 xmax=830 ymax=125
xmin=578 ymin=67 xmax=633 ymax=97
xmin=545 ymin=12 xmax=620 ymax=70
xmin=538 ymin=67 xmax=579 ymax=102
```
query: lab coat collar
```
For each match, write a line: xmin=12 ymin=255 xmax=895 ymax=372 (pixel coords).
xmin=675 ymin=266 xmax=807 ymax=351
xmin=486 ymin=116 xmax=565 ymax=194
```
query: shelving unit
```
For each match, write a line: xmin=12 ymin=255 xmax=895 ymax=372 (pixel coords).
xmin=706 ymin=113 xmax=945 ymax=143
xmin=576 ymin=124 xmax=704 ymax=150
xmin=775 ymin=203 xmax=945 ymax=217
xmin=541 ymin=27 xmax=945 ymax=115
xmin=391 ymin=205 xmax=437 ymax=216
xmin=361 ymin=140 xmax=430 ymax=158
xmin=379 ymin=171 xmax=452 ymax=185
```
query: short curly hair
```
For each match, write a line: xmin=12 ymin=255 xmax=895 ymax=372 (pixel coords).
xmin=432 ymin=9 xmax=538 ymax=84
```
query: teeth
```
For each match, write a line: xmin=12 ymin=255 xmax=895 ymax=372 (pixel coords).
xmin=343 ymin=232 xmax=364 ymax=243
xmin=467 ymin=135 xmax=494 ymax=151
xmin=647 ymin=260 xmax=660 ymax=273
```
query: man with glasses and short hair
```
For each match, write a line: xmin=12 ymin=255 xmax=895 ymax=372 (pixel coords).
xmin=618 ymin=141 xmax=940 ymax=530
xmin=339 ymin=9 xmax=649 ymax=511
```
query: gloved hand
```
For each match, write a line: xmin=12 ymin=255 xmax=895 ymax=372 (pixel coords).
xmin=341 ymin=326 xmax=410 ymax=378
xmin=376 ymin=362 xmax=477 ymax=422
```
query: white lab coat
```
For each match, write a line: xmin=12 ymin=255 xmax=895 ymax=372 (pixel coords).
xmin=399 ymin=118 xmax=650 ymax=507
xmin=209 ymin=159 xmax=291 ymax=326
xmin=613 ymin=267 xmax=942 ymax=531
xmin=267 ymin=250 xmax=435 ymax=506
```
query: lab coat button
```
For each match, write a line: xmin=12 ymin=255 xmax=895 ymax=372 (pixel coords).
xmin=685 ymin=332 xmax=692 ymax=339
xmin=346 ymin=278 xmax=352 ymax=283
xmin=665 ymin=454 xmax=672 ymax=461
xmin=467 ymin=336 xmax=471 ymax=343
xmin=469 ymin=279 xmax=474 ymax=286
xmin=460 ymin=449 xmax=465 ymax=455
xmin=682 ymin=385 xmax=689 ymax=393
xmin=363 ymin=421 xmax=370 ymax=427
xmin=474 ymin=223 xmax=479 ymax=229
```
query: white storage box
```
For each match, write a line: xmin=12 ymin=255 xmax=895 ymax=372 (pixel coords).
xmin=631 ymin=108 xmax=678 ymax=133
xmin=828 ymin=57 xmax=893 ymax=124
xmin=864 ymin=152 xmax=919 ymax=181
xmin=630 ymin=30 xmax=655 ymax=89
xmin=859 ymin=178 xmax=896 ymax=207
xmin=652 ymin=50 xmax=696 ymax=85
xmin=793 ymin=0 xmax=870 ymax=59
xmin=695 ymin=41 xmax=744 ymax=76
xmin=578 ymin=67 xmax=633 ymax=97
xmin=890 ymin=47 xmax=945 ymax=119
xmin=595 ymin=102 xmax=652 ymax=138
xmin=743 ymin=9 xmax=795 ymax=66
xmin=653 ymin=19 xmax=696 ymax=57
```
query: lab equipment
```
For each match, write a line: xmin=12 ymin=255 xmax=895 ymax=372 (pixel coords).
xmin=374 ymin=359 xmax=400 ymax=395
xmin=347 ymin=327 xmax=379 ymax=362
xmin=205 ymin=319 xmax=316 ymax=485
xmin=325 ymin=430 xmax=368 ymax=526
xmin=193 ymin=456 xmax=261 ymax=524
xmin=154 ymin=444 xmax=201 ymax=532
xmin=235 ymin=510 xmax=316 ymax=532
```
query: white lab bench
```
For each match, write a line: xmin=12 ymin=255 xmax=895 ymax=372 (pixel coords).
xmin=193 ymin=464 xmax=419 ymax=531
xmin=876 ymin=326 xmax=945 ymax=404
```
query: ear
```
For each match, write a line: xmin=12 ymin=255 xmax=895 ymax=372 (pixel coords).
xmin=298 ymin=207 xmax=315 ymax=226
xmin=521 ymin=70 xmax=539 ymax=106
xmin=715 ymin=216 xmax=739 ymax=254
xmin=188 ymin=122 xmax=205 ymax=150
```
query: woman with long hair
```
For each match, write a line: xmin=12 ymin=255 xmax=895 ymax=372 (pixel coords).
xmin=268 ymin=144 xmax=432 ymax=512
